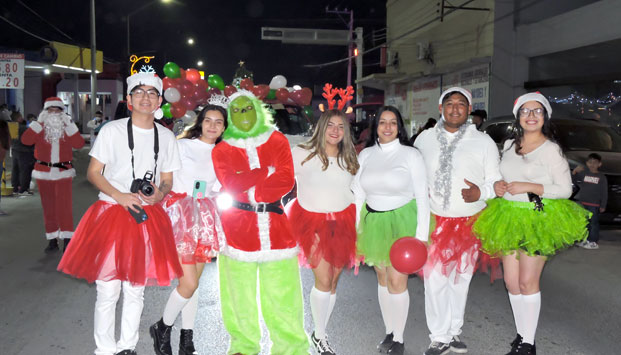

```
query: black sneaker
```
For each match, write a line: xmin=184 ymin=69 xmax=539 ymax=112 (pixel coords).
xmin=311 ymin=331 xmax=336 ymax=355
xmin=377 ymin=333 xmax=394 ymax=353
xmin=149 ymin=318 xmax=173 ymax=355
xmin=505 ymin=334 xmax=523 ymax=354
xmin=179 ymin=329 xmax=198 ymax=355
xmin=424 ymin=341 xmax=450 ymax=355
xmin=44 ymin=239 xmax=59 ymax=253
xmin=115 ymin=350 xmax=137 ymax=355
xmin=449 ymin=335 xmax=467 ymax=353
xmin=517 ymin=342 xmax=536 ymax=355
xmin=387 ymin=341 xmax=404 ymax=355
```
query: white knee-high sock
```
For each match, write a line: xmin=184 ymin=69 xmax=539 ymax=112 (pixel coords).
xmin=390 ymin=290 xmax=409 ymax=343
xmin=181 ymin=290 xmax=199 ymax=330
xmin=378 ymin=284 xmax=393 ymax=334
xmin=521 ymin=292 xmax=541 ymax=344
xmin=310 ymin=286 xmax=331 ymax=339
xmin=325 ymin=292 xmax=337 ymax=327
xmin=508 ymin=292 xmax=524 ymax=336
xmin=162 ymin=288 xmax=190 ymax=326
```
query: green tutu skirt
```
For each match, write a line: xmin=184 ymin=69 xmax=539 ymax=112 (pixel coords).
xmin=473 ymin=198 xmax=591 ymax=256
xmin=357 ymin=199 xmax=422 ymax=267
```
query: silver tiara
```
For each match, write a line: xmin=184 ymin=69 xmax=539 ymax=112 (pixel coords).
xmin=207 ymin=94 xmax=229 ymax=109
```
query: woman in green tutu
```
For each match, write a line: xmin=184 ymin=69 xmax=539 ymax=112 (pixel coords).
xmin=473 ymin=92 xmax=590 ymax=355
xmin=351 ymin=106 xmax=430 ymax=355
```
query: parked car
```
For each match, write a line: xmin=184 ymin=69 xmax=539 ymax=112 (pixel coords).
xmin=481 ymin=116 xmax=621 ymax=224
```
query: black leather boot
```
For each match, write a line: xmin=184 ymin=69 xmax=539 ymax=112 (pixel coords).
xmin=506 ymin=334 xmax=523 ymax=354
xmin=44 ymin=239 xmax=59 ymax=253
xmin=179 ymin=329 xmax=198 ymax=355
xmin=63 ymin=238 xmax=71 ymax=252
xmin=149 ymin=318 xmax=173 ymax=355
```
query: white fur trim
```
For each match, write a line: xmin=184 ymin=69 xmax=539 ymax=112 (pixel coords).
xmin=267 ymin=166 xmax=275 ymax=177
xmin=439 ymin=87 xmax=472 ymax=105
xmin=247 ymin=187 xmax=258 ymax=205
xmin=245 ymin=145 xmax=261 ymax=169
xmin=29 ymin=121 xmax=43 ymax=133
xmin=64 ymin=123 xmax=79 ymax=136
xmin=227 ymin=89 xmax=256 ymax=103
xmin=33 ymin=168 xmax=76 ymax=181
xmin=127 ymin=72 xmax=163 ymax=95
xmin=512 ymin=92 xmax=552 ymax=118
xmin=219 ymin=245 xmax=299 ymax=263
xmin=257 ymin=212 xmax=271 ymax=251
xmin=224 ymin=129 xmax=274 ymax=149
xmin=60 ymin=231 xmax=73 ymax=239
xmin=46 ymin=230 xmax=60 ymax=240
xmin=43 ymin=99 xmax=64 ymax=110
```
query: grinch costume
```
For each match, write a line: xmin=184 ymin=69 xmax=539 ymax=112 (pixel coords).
xmin=212 ymin=91 xmax=308 ymax=355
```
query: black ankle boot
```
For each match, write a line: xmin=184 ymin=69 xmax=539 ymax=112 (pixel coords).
xmin=506 ymin=334 xmax=522 ymax=354
xmin=44 ymin=239 xmax=59 ymax=253
xmin=517 ymin=342 xmax=536 ymax=355
xmin=377 ymin=333 xmax=394 ymax=353
xmin=179 ymin=329 xmax=198 ymax=355
xmin=149 ymin=318 xmax=173 ymax=355
xmin=63 ymin=238 xmax=71 ymax=252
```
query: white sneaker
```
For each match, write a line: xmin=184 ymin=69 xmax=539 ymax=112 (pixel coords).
xmin=576 ymin=240 xmax=588 ymax=248
xmin=0 ymin=209 xmax=7 ymax=216
xmin=583 ymin=241 xmax=599 ymax=250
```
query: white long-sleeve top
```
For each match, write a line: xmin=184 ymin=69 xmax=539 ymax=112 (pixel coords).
xmin=414 ymin=124 xmax=501 ymax=217
xmin=171 ymin=138 xmax=219 ymax=196
xmin=351 ymin=139 xmax=430 ymax=241
xmin=291 ymin=146 xmax=354 ymax=213
xmin=500 ymin=139 xmax=572 ymax=202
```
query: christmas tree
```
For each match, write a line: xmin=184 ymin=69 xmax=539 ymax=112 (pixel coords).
xmin=232 ymin=60 xmax=253 ymax=88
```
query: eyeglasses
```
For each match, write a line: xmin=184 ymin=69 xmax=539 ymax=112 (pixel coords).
xmin=519 ymin=107 xmax=544 ymax=118
xmin=131 ymin=89 xmax=160 ymax=99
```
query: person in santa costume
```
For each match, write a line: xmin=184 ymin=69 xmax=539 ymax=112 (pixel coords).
xmin=212 ymin=90 xmax=308 ymax=355
xmin=150 ymin=96 xmax=228 ymax=355
xmin=413 ymin=87 xmax=502 ymax=355
xmin=473 ymin=93 xmax=590 ymax=355
xmin=57 ymin=72 xmax=183 ymax=355
xmin=21 ymin=97 xmax=85 ymax=252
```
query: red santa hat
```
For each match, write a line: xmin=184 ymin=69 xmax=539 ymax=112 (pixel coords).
xmin=43 ymin=97 xmax=64 ymax=111
xmin=438 ymin=87 xmax=472 ymax=106
xmin=126 ymin=72 xmax=163 ymax=95
xmin=512 ymin=92 xmax=552 ymax=119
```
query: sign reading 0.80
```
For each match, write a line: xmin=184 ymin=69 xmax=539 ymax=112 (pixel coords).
xmin=0 ymin=53 xmax=25 ymax=89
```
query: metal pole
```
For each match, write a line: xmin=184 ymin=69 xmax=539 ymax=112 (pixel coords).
xmin=90 ymin=0 xmax=97 ymax=130
xmin=346 ymin=10 xmax=353 ymax=98
xmin=127 ymin=15 xmax=130 ymax=58
xmin=355 ymin=27 xmax=363 ymax=122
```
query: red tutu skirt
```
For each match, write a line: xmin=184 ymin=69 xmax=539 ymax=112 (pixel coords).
xmin=422 ymin=215 xmax=501 ymax=282
xmin=58 ymin=201 xmax=183 ymax=286
xmin=286 ymin=199 xmax=356 ymax=269
xmin=162 ymin=192 xmax=224 ymax=264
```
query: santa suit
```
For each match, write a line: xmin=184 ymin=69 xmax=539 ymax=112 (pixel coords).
xmin=22 ymin=117 xmax=85 ymax=239
xmin=212 ymin=128 xmax=308 ymax=355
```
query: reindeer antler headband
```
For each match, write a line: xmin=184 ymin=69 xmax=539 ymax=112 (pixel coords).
xmin=319 ymin=83 xmax=354 ymax=113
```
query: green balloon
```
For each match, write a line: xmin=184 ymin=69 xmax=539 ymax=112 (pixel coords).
xmin=207 ymin=74 xmax=225 ymax=91
xmin=303 ymin=105 xmax=313 ymax=118
xmin=163 ymin=62 xmax=181 ymax=79
xmin=266 ymin=89 xmax=276 ymax=100
xmin=162 ymin=103 xmax=173 ymax=118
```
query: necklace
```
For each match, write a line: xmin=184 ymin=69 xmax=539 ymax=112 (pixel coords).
xmin=434 ymin=122 xmax=470 ymax=210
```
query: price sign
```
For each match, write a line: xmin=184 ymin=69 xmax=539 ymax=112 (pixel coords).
xmin=0 ymin=53 xmax=25 ymax=89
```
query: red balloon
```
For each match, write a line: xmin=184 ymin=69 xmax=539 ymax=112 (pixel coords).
xmin=179 ymin=68 xmax=186 ymax=79
xmin=252 ymin=84 xmax=270 ymax=100
xmin=195 ymin=79 xmax=209 ymax=91
xmin=299 ymin=87 xmax=312 ymax=106
xmin=275 ymin=88 xmax=289 ymax=103
xmin=180 ymin=97 xmax=197 ymax=111
xmin=162 ymin=77 xmax=175 ymax=91
xmin=186 ymin=69 xmax=201 ymax=84
xmin=290 ymin=90 xmax=305 ymax=106
xmin=192 ymin=85 xmax=209 ymax=103
xmin=170 ymin=103 xmax=186 ymax=119
xmin=178 ymin=79 xmax=194 ymax=96
xmin=207 ymin=87 xmax=222 ymax=97
xmin=240 ymin=78 xmax=254 ymax=91
xmin=224 ymin=85 xmax=237 ymax=97
xmin=389 ymin=237 xmax=428 ymax=274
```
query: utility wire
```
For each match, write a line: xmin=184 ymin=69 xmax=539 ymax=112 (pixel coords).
xmin=17 ymin=0 xmax=74 ymax=41
xmin=0 ymin=14 xmax=51 ymax=43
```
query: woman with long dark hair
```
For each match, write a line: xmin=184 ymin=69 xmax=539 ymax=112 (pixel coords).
xmin=473 ymin=92 xmax=590 ymax=355
xmin=352 ymin=106 xmax=430 ymax=355
xmin=288 ymin=109 xmax=359 ymax=355
xmin=150 ymin=98 xmax=228 ymax=355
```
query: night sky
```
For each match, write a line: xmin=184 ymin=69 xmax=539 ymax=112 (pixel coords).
xmin=1 ymin=0 xmax=386 ymax=89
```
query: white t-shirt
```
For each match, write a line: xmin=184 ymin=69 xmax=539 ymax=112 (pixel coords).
xmin=90 ymin=117 xmax=181 ymax=204
xmin=172 ymin=138 xmax=219 ymax=196
xmin=415 ymin=124 xmax=501 ymax=217
xmin=291 ymin=146 xmax=354 ymax=213
xmin=351 ymin=139 xmax=430 ymax=241
xmin=500 ymin=139 xmax=572 ymax=202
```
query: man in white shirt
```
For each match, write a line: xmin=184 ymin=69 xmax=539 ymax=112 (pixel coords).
xmin=414 ymin=87 xmax=501 ymax=355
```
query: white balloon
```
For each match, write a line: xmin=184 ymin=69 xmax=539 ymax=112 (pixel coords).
xmin=164 ymin=87 xmax=181 ymax=103
xmin=269 ymin=75 xmax=287 ymax=90
xmin=292 ymin=84 xmax=302 ymax=90
xmin=172 ymin=119 xmax=185 ymax=136
xmin=181 ymin=110 xmax=197 ymax=125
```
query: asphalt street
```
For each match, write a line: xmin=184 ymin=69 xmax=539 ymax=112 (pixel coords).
xmin=1 ymin=145 xmax=619 ymax=355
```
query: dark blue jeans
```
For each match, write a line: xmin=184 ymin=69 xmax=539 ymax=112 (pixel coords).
xmin=584 ymin=205 xmax=600 ymax=243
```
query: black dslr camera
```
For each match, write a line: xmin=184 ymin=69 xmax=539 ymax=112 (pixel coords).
xmin=130 ymin=170 xmax=155 ymax=196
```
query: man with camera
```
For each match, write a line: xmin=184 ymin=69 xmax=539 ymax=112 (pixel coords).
xmin=58 ymin=71 xmax=182 ymax=355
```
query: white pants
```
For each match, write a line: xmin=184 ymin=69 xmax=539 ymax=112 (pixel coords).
xmin=424 ymin=253 xmax=475 ymax=343
xmin=94 ymin=280 xmax=145 ymax=355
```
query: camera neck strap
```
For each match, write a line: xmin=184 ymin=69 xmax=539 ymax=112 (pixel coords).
xmin=127 ymin=118 xmax=159 ymax=180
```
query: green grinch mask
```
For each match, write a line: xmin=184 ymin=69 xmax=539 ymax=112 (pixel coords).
xmin=223 ymin=93 xmax=274 ymax=140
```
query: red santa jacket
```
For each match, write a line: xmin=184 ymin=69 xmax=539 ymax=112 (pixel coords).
xmin=212 ymin=129 xmax=298 ymax=262
xmin=21 ymin=120 xmax=85 ymax=180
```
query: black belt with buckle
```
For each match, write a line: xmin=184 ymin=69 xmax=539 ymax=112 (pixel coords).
xmin=233 ymin=200 xmax=284 ymax=214
xmin=36 ymin=160 xmax=72 ymax=170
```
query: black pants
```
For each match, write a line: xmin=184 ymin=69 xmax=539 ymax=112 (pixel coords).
xmin=11 ymin=150 xmax=35 ymax=193
xmin=584 ymin=205 xmax=600 ymax=243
